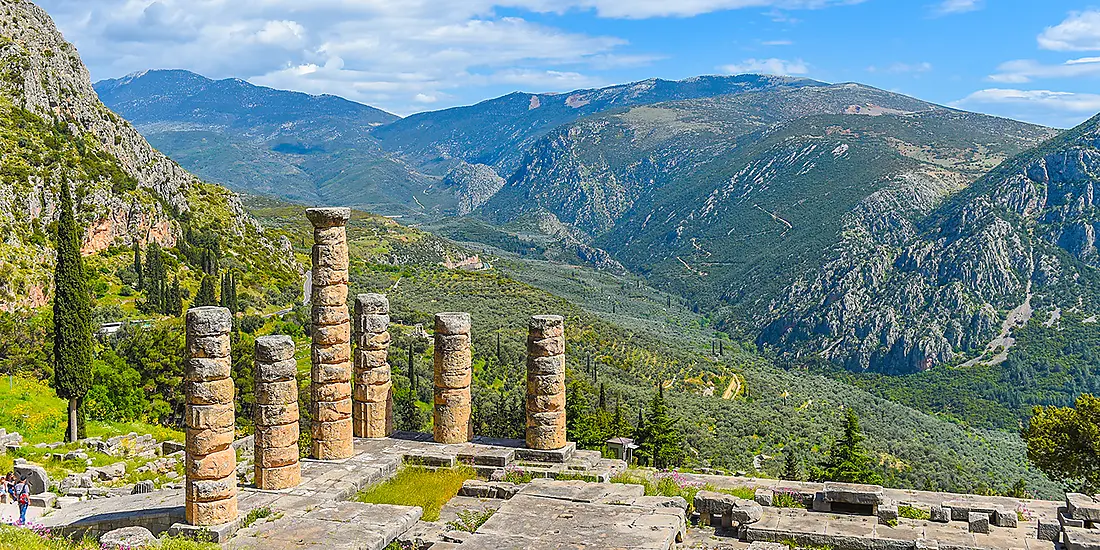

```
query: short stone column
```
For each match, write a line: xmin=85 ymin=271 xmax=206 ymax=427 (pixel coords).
xmin=306 ymin=207 xmax=353 ymax=460
xmin=184 ymin=306 xmax=237 ymax=526
xmin=353 ymin=294 xmax=393 ymax=438
xmin=253 ymin=335 xmax=300 ymax=490
xmin=526 ymin=315 xmax=567 ymax=450
xmin=433 ymin=312 xmax=472 ymax=444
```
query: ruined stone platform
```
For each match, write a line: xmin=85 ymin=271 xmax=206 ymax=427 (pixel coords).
xmin=443 ymin=479 xmax=686 ymax=550
xmin=228 ymin=501 xmax=421 ymax=550
xmin=361 ymin=431 xmax=626 ymax=481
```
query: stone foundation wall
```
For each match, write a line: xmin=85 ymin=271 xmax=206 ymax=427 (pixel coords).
xmin=307 ymin=207 xmax=354 ymax=460
xmin=433 ymin=312 xmax=472 ymax=444
xmin=354 ymin=293 xmax=394 ymax=438
xmin=184 ymin=306 xmax=237 ymax=526
xmin=254 ymin=335 xmax=301 ymax=490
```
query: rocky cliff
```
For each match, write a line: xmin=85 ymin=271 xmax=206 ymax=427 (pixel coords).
xmin=0 ymin=0 xmax=285 ymax=310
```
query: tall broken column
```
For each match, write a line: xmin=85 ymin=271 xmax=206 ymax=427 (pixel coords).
xmin=184 ymin=306 xmax=238 ymax=526
xmin=526 ymin=315 xmax=567 ymax=450
xmin=433 ymin=312 xmax=472 ymax=444
xmin=306 ymin=207 xmax=353 ymax=460
xmin=253 ymin=335 xmax=300 ymax=490
xmin=353 ymin=293 xmax=393 ymax=438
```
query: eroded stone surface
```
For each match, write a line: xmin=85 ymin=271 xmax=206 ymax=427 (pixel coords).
xmin=254 ymin=336 xmax=300 ymax=490
xmin=434 ymin=313 xmax=472 ymax=444
xmin=354 ymin=294 xmax=393 ymax=438
xmin=525 ymin=315 xmax=566 ymax=450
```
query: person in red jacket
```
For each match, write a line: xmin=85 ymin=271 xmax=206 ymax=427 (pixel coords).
xmin=13 ymin=475 xmax=28 ymax=525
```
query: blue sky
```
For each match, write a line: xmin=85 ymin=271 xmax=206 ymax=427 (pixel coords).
xmin=37 ymin=0 xmax=1100 ymax=127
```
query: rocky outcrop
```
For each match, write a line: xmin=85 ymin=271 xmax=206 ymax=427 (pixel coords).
xmin=762 ymin=114 xmax=1100 ymax=372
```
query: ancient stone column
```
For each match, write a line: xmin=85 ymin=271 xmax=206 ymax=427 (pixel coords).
xmin=306 ymin=207 xmax=353 ymax=460
xmin=184 ymin=306 xmax=237 ymax=526
xmin=354 ymin=294 xmax=394 ymax=438
xmin=253 ymin=335 xmax=300 ymax=490
xmin=526 ymin=315 xmax=567 ymax=450
xmin=433 ymin=312 xmax=472 ymax=444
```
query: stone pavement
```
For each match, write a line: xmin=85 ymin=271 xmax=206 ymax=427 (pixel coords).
xmin=440 ymin=479 xmax=687 ymax=550
xmin=227 ymin=501 xmax=421 ymax=550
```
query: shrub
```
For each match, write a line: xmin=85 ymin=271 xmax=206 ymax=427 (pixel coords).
xmin=898 ymin=504 xmax=930 ymax=520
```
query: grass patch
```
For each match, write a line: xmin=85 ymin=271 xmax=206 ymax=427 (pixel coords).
xmin=0 ymin=525 xmax=217 ymax=549
xmin=355 ymin=466 xmax=475 ymax=521
xmin=240 ymin=506 xmax=272 ymax=529
xmin=772 ymin=490 xmax=806 ymax=509
xmin=446 ymin=509 xmax=496 ymax=533
xmin=898 ymin=504 xmax=930 ymax=521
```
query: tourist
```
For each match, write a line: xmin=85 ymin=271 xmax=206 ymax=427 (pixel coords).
xmin=2 ymin=473 xmax=14 ymax=504
xmin=14 ymin=475 xmax=28 ymax=525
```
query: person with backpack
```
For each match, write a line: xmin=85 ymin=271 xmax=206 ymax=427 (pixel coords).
xmin=14 ymin=475 xmax=28 ymax=525
xmin=3 ymin=473 xmax=14 ymax=504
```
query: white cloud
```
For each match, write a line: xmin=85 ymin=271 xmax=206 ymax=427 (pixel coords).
xmin=953 ymin=88 xmax=1100 ymax=128
xmin=1038 ymin=10 xmax=1100 ymax=52
xmin=761 ymin=39 xmax=794 ymax=46
xmin=719 ymin=58 xmax=809 ymax=76
xmin=36 ymin=0 xmax=862 ymax=114
xmin=989 ymin=57 xmax=1100 ymax=83
xmin=933 ymin=0 xmax=982 ymax=15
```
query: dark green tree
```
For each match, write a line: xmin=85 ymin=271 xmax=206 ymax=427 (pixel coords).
xmin=634 ymin=384 xmax=684 ymax=469
xmin=195 ymin=274 xmax=218 ymax=307
xmin=133 ymin=241 xmax=143 ymax=290
xmin=1024 ymin=394 xmax=1100 ymax=493
xmin=167 ymin=277 xmax=183 ymax=317
xmin=143 ymin=243 xmax=166 ymax=313
xmin=220 ymin=272 xmax=238 ymax=313
xmin=782 ymin=446 xmax=802 ymax=481
xmin=52 ymin=181 xmax=93 ymax=443
xmin=819 ymin=409 xmax=882 ymax=484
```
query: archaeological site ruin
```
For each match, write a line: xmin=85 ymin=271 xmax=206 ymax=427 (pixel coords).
xmin=25 ymin=209 xmax=1100 ymax=549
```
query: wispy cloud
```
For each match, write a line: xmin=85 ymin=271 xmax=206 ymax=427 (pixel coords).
xmin=719 ymin=58 xmax=809 ymax=76
xmin=761 ymin=39 xmax=794 ymax=46
xmin=954 ymin=88 xmax=1100 ymax=128
xmin=989 ymin=57 xmax=1100 ymax=83
xmin=1038 ymin=10 xmax=1100 ymax=52
xmin=932 ymin=0 xmax=982 ymax=16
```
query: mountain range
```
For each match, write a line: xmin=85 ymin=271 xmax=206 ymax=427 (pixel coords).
xmin=93 ymin=68 xmax=1100 ymax=377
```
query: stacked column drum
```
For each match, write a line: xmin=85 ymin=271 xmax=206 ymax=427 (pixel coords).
xmin=433 ymin=312 xmax=473 ymax=444
xmin=353 ymin=293 xmax=394 ymax=438
xmin=526 ymin=315 xmax=567 ymax=450
xmin=253 ymin=335 xmax=300 ymax=490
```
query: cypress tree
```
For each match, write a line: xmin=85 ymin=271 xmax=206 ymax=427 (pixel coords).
xmin=195 ymin=274 xmax=218 ymax=307
xmin=52 ymin=181 xmax=93 ymax=443
xmin=635 ymin=384 xmax=684 ymax=469
xmin=144 ymin=243 xmax=166 ymax=313
xmin=167 ymin=277 xmax=183 ymax=317
xmin=133 ymin=241 xmax=143 ymax=290
xmin=220 ymin=272 xmax=237 ymax=313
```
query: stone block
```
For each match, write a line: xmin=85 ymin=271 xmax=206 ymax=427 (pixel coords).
xmin=930 ymin=504 xmax=950 ymax=523
xmin=186 ymin=333 xmax=231 ymax=359
xmin=313 ymin=360 xmax=352 ymax=384
xmin=435 ymin=363 xmax=472 ymax=389
xmin=355 ymin=293 xmax=390 ymax=315
xmin=435 ymin=312 xmax=471 ymax=335
xmin=747 ymin=543 xmax=788 ymax=550
xmin=311 ymin=267 xmax=349 ymax=286
xmin=28 ymin=492 xmax=55 ymax=508
xmin=1068 ymin=493 xmax=1100 ymax=522
xmin=185 ymin=357 xmax=232 ymax=382
xmin=186 ymin=404 xmax=235 ymax=430
xmin=312 ymin=283 xmax=349 ymax=307
xmin=100 ymin=526 xmax=157 ymax=549
xmin=314 ymin=398 xmax=352 ymax=422
xmin=527 ymin=336 xmax=565 ymax=357
xmin=312 ymin=381 xmax=351 ymax=402
xmin=355 ymin=314 xmax=390 ymax=335
xmin=526 ymin=355 xmax=565 ymax=376
xmin=187 ymin=379 xmax=234 ymax=405
xmin=254 ymin=423 xmax=299 ymax=449
xmin=255 ymin=444 xmax=299 ymax=469
xmin=306 ymin=207 xmax=351 ymax=228
xmin=311 ymin=436 xmax=353 ymax=460
xmin=313 ymin=226 xmax=346 ymax=246
xmin=823 ymin=482 xmax=884 ymax=505
xmin=186 ymin=427 xmax=235 ymax=455
xmin=357 ymin=364 xmax=392 ymax=385
xmin=525 ymin=391 xmax=565 ymax=413
xmin=312 ymin=418 xmax=353 ymax=441
xmin=255 ymin=402 xmax=300 ymax=426
xmin=528 ymin=315 xmax=564 ymax=339
xmin=254 ymin=462 xmax=300 ymax=490
xmin=131 ymin=480 xmax=154 ymax=494
xmin=526 ymin=423 xmax=567 ymax=450
xmin=877 ymin=503 xmax=898 ymax=525
xmin=1036 ymin=518 xmax=1061 ymax=542
xmin=255 ymin=380 xmax=297 ymax=405
xmin=754 ymin=488 xmax=774 ymax=507
xmin=187 ymin=448 xmax=235 ymax=480
xmin=968 ymin=511 xmax=990 ymax=534
xmin=186 ymin=477 xmax=237 ymax=502
xmin=1064 ymin=526 xmax=1100 ymax=550
xmin=185 ymin=496 xmax=238 ymax=526
xmin=1063 ymin=510 xmax=1087 ymax=528
xmin=13 ymin=463 xmax=49 ymax=494
xmin=435 ymin=334 xmax=471 ymax=355
xmin=359 ymin=330 xmax=393 ymax=351
xmin=313 ymin=322 xmax=351 ymax=345
xmin=527 ymin=372 xmax=565 ymax=395
xmin=693 ymin=491 xmax=762 ymax=524
xmin=355 ymin=349 xmax=388 ymax=369
xmin=811 ymin=492 xmax=831 ymax=512
xmin=993 ymin=508 xmax=1018 ymax=528
xmin=186 ymin=307 xmax=232 ymax=337
xmin=255 ymin=335 xmax=295 ymax=363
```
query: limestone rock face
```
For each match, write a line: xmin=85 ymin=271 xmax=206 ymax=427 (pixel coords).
xmin=184 ymin=307 xmax=237 ymax=526
xmin=307 ymin=208 xmax=353 ymax=460
xmin=254 ymin=335 xmax=300 ymax=490
xmin=353 ymin=294 xmax=394 ymax=438
xmin=526 ymin=315 xmax=567 ymax=450
xmin=434 ymin=312 xmax=472 ymax=444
